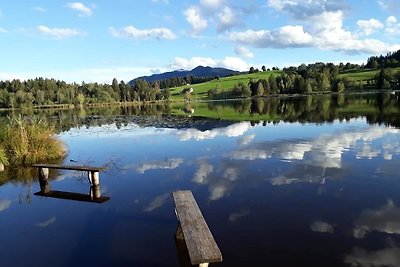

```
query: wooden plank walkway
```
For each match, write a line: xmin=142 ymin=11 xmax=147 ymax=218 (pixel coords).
xmin=173 ymin=190 xmax=222 ymax=266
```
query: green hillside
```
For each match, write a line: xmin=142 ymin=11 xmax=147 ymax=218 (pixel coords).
xmin=169 ymin=67 xmax=400 ymax=102
xmin=339 ymin=67 xmax=400 ymax=81
xmin=169 ymin=70 xmax=283 ymax=101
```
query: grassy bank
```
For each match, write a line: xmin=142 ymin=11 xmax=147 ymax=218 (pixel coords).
xmin=0 ymin=117 xmax=66 ymax=166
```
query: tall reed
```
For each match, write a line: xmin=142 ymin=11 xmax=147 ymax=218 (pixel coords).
xmin=0 ymin=146 xmax=8 ymax=165
xmin=1 ymin=116 xmax=66 ymax=166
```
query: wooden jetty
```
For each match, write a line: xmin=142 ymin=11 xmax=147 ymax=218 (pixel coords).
xmin=173 ymin=190 xmax=222 ymax=267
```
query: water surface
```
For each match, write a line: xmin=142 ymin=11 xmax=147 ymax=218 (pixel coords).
xmin=1 ymin=93 xmax=400 ymax=267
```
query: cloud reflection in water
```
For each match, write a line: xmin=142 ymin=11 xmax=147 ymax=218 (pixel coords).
xmin=176 ymin=122 xmax=252 ymax=141
xmin=35 ymin=216 xmax=56 ymax=228
xmin=136 ymin=158 xmax=183 ymax=173
xmin=353 ymin=200 xmax=400 ymax=239
xmin=0 ymin=199 xmax=11 ymax=212
xmin=310 ymin=220 xmax=335 ymax=233
xmin=345 ymin=246 xmax=400 ymax=267
xmin=144 ymin=193 xmax=170 ymax=212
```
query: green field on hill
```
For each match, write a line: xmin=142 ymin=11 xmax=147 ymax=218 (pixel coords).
xmin=169 ymin=70 xmax=283 ymax=101
xmin=169 ymin=67 xmax=400 ymax=102
xmin=339 ymin=67 xmax=400 ymax=80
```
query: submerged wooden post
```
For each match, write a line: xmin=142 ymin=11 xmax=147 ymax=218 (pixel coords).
xmin=176 ymin=224 xmax=184 ymax=240
xmin=88 ymin=171 xmax=100 ymax=185
xmin=38 ymin=167 xmax=50 ymax=193
xmin=90 ymin=184 xmax=101 ymax=199
xmin=39 ymin=179 xmax=51 ymax=194
xmin=39 ymin=167 xmax=49 ymax=181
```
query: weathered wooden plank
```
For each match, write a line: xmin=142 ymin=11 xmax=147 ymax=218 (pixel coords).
xmin=34 ymin=190 xmax=110 ymax=203
xmin=173 ymin=190 xmax=222 ymax=265
xmin=32 ymin=164 xmax=107 ymax=172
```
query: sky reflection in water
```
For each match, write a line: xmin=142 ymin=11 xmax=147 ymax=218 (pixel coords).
xmin=1 ymin=118 xmax=400 ymax=267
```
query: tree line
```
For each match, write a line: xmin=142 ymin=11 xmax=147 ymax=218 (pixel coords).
xmin=0 ymin=77 xmax=170 ymax=108
xmin=151 ymin=76 xmax=218 ymax=89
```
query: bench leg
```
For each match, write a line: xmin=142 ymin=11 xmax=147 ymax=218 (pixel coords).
xmin=39 ymin=167 xmax=49 ymax=181
xmin=38 ymin=167 xmax=50 ymax=193
xmin=88 ymin=171 xmax=100 ymax=185
xmin=199 ymin=264 xmax=209 ymax=267
xmin=90 ymin=184 xmax=101 ymax=199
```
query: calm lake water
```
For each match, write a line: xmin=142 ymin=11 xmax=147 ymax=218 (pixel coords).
xmin=1 ymin=93 xmax=400 ymax=267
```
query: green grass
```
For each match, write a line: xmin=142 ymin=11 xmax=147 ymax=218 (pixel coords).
xmin=0 ymin=117 xmax=66 ymax=166
xmin=0 ymin=146 xmax=8 ymax=165
xmin=168 ymin=67 xmax=400 ymax=102
xmin=339 ymin=67 xmax=400 ymax=81
xmin=170 ymin=70 xmax=283 ymax=101
xmin=339 ymin=69 xmax=380 ymax=81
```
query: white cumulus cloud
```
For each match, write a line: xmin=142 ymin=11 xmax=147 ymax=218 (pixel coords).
xmin=386 ymin=16 xmax=397 ymax=26
xmin=217 ymin=6 xmax=237 ymax=31
xmin=67 ymin=2 xmax=93 ymax=17
xmin=184 ymin=6 xmax=208 ymax=33
xmin=385 ymin=16 xmax=400 ymax=36
xmin=357 ymin=18 xmax=384 ymax=36
xmin=37 ymin=25 xmax=84 ymax=39
xmin=229 ymin=10 xmax=400 ymax=54
xmin=229 ymin=25 xmax=313 ymax=48
xmin=109 ymin=26 xmax=176 ymax=40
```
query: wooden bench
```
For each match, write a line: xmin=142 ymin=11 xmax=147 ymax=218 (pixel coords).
xmin=31 ymin=164 xmax=107 ymax=185
xmin=32 ymin=163 xmax=109 ymax=203
xmin=172 ymin=190 xmax=222 ymax=267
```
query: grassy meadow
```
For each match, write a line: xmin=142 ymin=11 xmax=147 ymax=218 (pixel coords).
xmin=169 ymin=70 xmax=283 ymax=101
xmin=169 ymin=67 xmax=400 ymax=102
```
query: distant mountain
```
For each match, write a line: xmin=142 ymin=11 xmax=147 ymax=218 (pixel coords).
xmin=129 ymin=66 xmax=239 ymax=86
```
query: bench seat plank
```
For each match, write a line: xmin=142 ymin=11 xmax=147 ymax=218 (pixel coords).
xmin=32 ymin=164 xmax=107 ymax=172
xmin=173 ymin=190 xmax=222 ymax=265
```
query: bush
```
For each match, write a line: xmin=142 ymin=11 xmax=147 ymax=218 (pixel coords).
xmin=1 ymin=116 xmax=66 ymax=166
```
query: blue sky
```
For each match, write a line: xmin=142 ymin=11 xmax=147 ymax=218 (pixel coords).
xmin=0 ymin=0 xmax=399 ymax=83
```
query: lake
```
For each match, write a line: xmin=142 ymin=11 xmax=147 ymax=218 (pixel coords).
xmin=1 ymin=93 xmax=400 ymax=267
